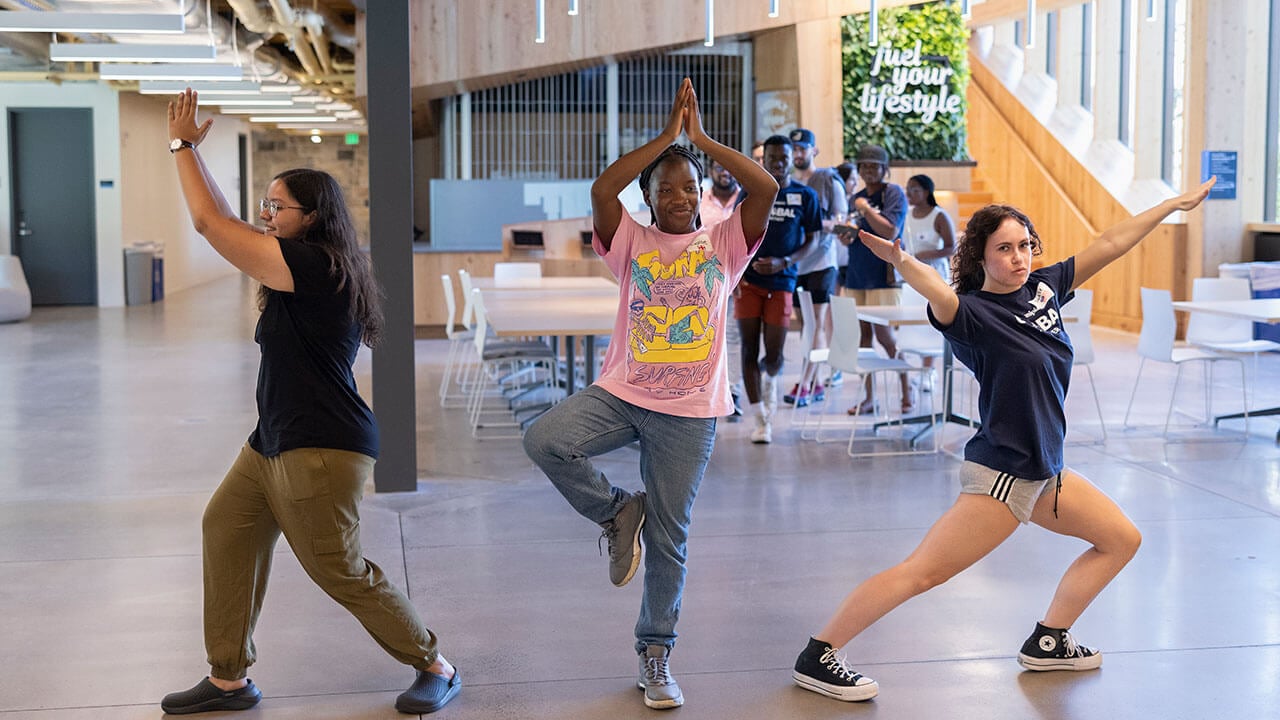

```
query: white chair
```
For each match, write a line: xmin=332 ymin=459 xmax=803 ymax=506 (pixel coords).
xmin=791 ymin=288 xmax=828 ymax=435
xmin=1123 ymin=287 xmax=1248 ymax=435
xmin=818 ymin=296 xmax=935 ymax=456
xmin=438 ymin=274 xmax=476 ymax=408
xmin=493 ymin=262 xmax=542 ymax=286
xmin=894 ymin=284 xmax=944 ymax=393
xmin=1186 ymin=277 xmax=1280 ymax=389
xmin=1061 ymin=288 xmax=1106 ymax=441
xmin=467 ymin=288 xmax=558 ymax=439
xmin=0 ymin=256 xmax=32 ymax=323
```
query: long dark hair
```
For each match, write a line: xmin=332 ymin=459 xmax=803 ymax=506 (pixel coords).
xmin=258 ymin=168 xmax=384 ymax=347
xmin=952 ymin=204 xmax=1043 ymax=293
xmin=908 ymin=174 xmax=938 ymax=207
xmin=638 ymin=144 xmax=704 ymax=228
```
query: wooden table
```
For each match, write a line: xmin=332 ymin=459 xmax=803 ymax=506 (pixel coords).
xmin=471 ymin=276 xmax=617 ymax=291
xmin=1173 ymin=298 xmax=1280 ymax=441
xmin=480 ymin=286 xmax=619 ymax=394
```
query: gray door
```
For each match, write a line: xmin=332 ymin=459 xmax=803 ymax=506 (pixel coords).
xmin=9 ymin=108 xmax=97 ymax=305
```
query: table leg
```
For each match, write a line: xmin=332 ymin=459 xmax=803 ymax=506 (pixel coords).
xmin=564 ymin=335 xmax=577 ymax=395
xmin=584 ymin=335 xmax=597 ymax=385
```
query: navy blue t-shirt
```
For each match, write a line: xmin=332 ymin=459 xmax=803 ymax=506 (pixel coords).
xmin=249 ymin=237 xmax=379 ymax=459
xmin=740 ymin=179 xmax=822 ymax=292
xmin=928 ymin=259 xmax=1076 ymax=480
xmin=845 ymin=183 xmax=907 ymax=289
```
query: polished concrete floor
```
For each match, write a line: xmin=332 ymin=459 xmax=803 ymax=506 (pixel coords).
xmin=2 ymin=274 xmax=1279 ymax=719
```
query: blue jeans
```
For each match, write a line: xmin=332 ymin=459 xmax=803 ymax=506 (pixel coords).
xmin=523 ymin=385 xmax=717 ymax=653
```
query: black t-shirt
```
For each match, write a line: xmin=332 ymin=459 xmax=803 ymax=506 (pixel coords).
xmin=248 ymin=237 xmax=379 ymax=459
xmin=928 ymin=259 xmax=1075 ymax=480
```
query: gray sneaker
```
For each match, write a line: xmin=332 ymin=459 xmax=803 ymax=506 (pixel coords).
xmin=599 ymin=491 xmax=645 ymax=587
xmin=636 ymin=645 xmax=684 ymax=709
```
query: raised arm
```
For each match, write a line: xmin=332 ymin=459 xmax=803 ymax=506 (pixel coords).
xmin=168 ymin=89 xmax=294 ymax=292
xmin=591 ymin=79 xmax=690 ymax=250
xmin=858 ymin=229 xmax=960 ymax=325
xmin=1072 ymin=177 xmax=1214 ymax=290
xmin=683 ymin=83 xmax=777 ymax=247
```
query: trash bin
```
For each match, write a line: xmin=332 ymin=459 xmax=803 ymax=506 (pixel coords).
xmin=151 ymin=245 xmax=165 ymax=301
xmin=124 ymin=246 xmax=154 ymax=305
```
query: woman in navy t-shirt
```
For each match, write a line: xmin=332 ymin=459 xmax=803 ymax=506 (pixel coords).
xmin=790 ymin=178 xmax=1217 ymax=703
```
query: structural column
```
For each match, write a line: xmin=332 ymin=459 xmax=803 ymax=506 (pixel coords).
xmin=366 ymin=0 xmax=418 ymax=492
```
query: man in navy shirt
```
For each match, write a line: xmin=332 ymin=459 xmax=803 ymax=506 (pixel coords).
xmin=736 ymin=135 xmax=820 ymax=443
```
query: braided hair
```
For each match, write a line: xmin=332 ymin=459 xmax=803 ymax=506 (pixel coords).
xmin=638 ymin=144 xmax=705 ymax=228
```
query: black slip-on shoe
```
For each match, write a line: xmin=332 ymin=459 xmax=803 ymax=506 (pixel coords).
xmin=161 ymin=677 xmax=262 ymax=715
xmin=396 ymin=668 xmax=462 ymax=714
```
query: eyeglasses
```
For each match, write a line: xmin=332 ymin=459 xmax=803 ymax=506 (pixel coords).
xmin=259 ymin=198 xmax=306 ymax=218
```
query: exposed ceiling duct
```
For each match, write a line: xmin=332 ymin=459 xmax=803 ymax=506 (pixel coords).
xmin=0 ymin=0 xmax=359 ymax=104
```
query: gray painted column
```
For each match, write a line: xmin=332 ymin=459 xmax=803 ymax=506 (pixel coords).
xmin=366 ymin=0 xmax=417 ymax=492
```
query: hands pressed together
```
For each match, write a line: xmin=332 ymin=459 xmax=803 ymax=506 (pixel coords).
xmin=662 ymin=77 xmax=708 ymax=148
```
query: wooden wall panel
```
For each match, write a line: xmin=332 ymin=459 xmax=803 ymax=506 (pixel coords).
xmin=967 ymin=54 xmax=1186 ymax=333
xmin=407 ymin=0 xmax=922 ymax=99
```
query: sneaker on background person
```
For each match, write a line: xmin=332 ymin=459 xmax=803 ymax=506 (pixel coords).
xmin=750 ymin=413 xmax=772 ymax=444
xmin=792 ymin=637 xmax=878 ymax=702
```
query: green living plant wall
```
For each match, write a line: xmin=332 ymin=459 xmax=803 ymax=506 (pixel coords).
xmin=842 ymin=0 xmax=970 ymax=161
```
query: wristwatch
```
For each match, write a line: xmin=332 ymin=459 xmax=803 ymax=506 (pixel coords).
xmin=169 ymin=138 xmax=195 ymax=154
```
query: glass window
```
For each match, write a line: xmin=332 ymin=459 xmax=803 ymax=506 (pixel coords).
xmin=1118 ymin=0 xmax=1134 ymax=147
xmin=1161 ymin=0 xmax=1187 ymax=188
xmin=1081 ymin=2 xmax=1094 ymax=110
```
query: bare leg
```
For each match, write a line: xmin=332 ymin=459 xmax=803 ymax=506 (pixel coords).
xmin=739 ymin=316 xmax=763 ymax=404
xmin=760 ymin=322 xmax=788 ymax=378
xmin=856 ymin=320 xmax=877 ymax=413
xmin=1029 ymin=471 xmax=1142 ymax=629
xmin=815 ymin=494 xmax=1019 ymax=648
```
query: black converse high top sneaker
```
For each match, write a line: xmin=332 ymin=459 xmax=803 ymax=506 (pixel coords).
xmin=1017 ymin=622 xmax=1102 ymax=671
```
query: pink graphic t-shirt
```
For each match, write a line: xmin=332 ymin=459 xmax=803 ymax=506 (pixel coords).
xmin=593 ymin=209 xmax=761 ymax=418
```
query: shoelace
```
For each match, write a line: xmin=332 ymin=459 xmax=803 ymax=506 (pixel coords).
xmin=1060 ymin=630 xmax=1084 ymax=658
xmin=643 ymin=655 xmax=675 ymax=686
xmin=597 ymin=523 xmax=618 ymax=559
xmin=818 ymin=647 xmax=861 ymax=682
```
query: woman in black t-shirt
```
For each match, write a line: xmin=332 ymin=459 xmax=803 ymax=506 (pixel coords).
xmin=791 ymin=178 xmax=1216 ymax=704
xmin=160 ymin=89 xmax=459 ymax=715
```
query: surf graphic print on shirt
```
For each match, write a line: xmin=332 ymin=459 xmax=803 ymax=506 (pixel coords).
xmin=625 ymin=234 xmax=725 ymax=397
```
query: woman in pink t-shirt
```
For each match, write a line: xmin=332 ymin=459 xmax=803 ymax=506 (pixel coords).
xmin=523 ymin=78 xmax=776 ymax=711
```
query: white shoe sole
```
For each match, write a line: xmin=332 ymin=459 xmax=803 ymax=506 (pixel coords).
xmin=637 ymin=681 xmax=683 ymax=709
xmin=792 ymin=671 xmax=879 ymax=701
xmin=1017 ymin=653 xmax=1102 ymax=671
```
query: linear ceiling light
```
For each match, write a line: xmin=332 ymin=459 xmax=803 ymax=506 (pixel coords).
xmin=705 ymin=0 xmax=714 ymax=46
xmin=138 ymin=80 xmax=262 ymax=95
xmin=0 ymin=12 xmax=184 ymax=34
xmin=48 ymin=43 xmax=216 ymax=63
xmin=273 ymin=123 xmax=364 ymax=132
xmin=260 ymin=84 xmax=301 ymax=93
xmin=217 ymin=107 xmax=315 ymax=114
xmin=869 ymin=0 xmax=878 ymax=46
xmin=568 ymin=0 xmax=578 ymax=16
xmin=960 ymin=0 xmax=971 ymax=19
xmin=535 ymin=0 xmax=545 ymax=43
xmin=768 ymin=0 xmax=779 ymax=18
xmin=198 ymin=96 xmax=295 ymax=106
xmin=99 ymin=63 xmax=243 ymax=81
xmin=1025 ymin=0 xmax=1036 ymax=49
xmin=249 ymin=115 xmax=338 ymax=123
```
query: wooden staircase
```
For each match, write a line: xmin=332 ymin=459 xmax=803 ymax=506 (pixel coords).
xmin=955 ymin=170 xmax=995 ymax=233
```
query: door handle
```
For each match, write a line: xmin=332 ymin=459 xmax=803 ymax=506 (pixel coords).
xmin=16 ymin=221 xmax=32 ymax=237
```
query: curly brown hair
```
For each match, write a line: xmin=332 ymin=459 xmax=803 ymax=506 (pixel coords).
xmin=951 ymin=204 xmax=1042 ymax=293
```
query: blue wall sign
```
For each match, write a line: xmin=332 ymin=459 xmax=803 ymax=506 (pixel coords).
xmin=1200 ymin=151 xmax=1237 ymax=199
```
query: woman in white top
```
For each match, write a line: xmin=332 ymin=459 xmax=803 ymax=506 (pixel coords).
xmin=901 ymin=174 xmax=956 ymax=392
xmin=903 ymin=174 xmax=956 ymax=280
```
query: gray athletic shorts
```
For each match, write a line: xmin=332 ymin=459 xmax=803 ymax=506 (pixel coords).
xmin=959 ymin=461 xmax=1060 ymax=524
